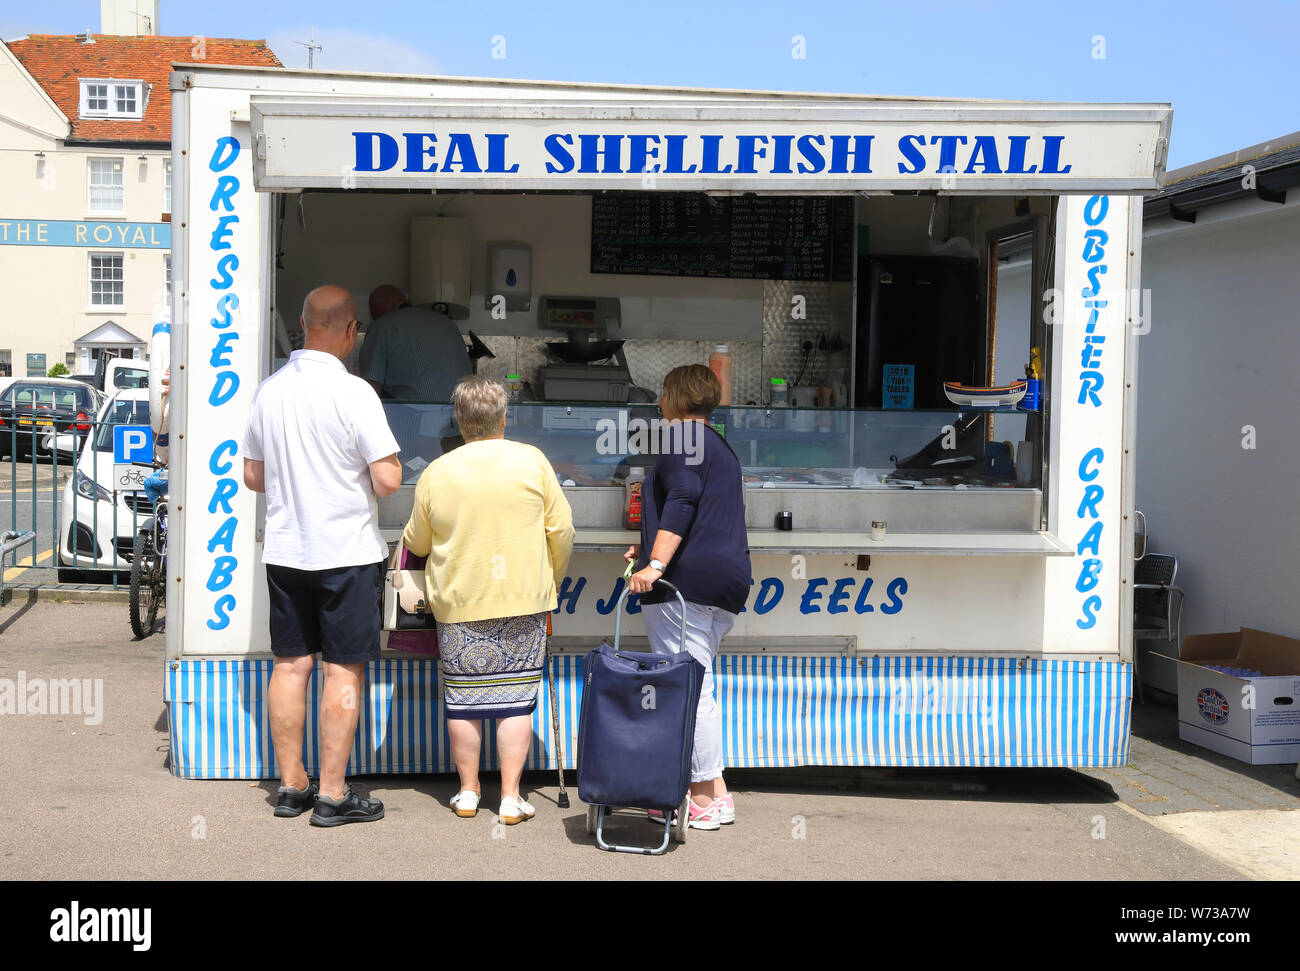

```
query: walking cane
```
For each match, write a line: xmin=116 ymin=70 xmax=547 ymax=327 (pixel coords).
xmin=545 ymin=612 xmax=569 ymax=808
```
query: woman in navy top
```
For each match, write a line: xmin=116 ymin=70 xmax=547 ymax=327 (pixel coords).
xmin=627 ymin=364 xmax=751 ymax=830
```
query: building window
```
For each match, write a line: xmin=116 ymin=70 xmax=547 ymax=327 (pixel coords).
xmin=85 ymin=83 xmax=108 ymax=112
xmin=0 ymin=350 xmax=11 ymax=378
xmin=114 ymin=84 xmax=136 ymax=114
xmin=87 ymin=158 xmax=124 ymax=214
xmin=80 ymin=79 xmax=145 ymax=119
xmin=89 ymin=253 xmax=125 ymax=308
xmin=163 ymin=159 xmax=172 ymax=213
xmin=164 ymin=254 xmax=172 ymax=298
xmin=66 ymin=352 xmax=77 ymax=370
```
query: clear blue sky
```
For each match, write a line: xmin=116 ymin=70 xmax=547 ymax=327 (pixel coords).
xmin=5 ymin=0 xmax=1297 ymax=168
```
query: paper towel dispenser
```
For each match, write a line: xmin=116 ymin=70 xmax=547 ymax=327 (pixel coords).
xmin=410 ymin=217 xmax=471 ymax=319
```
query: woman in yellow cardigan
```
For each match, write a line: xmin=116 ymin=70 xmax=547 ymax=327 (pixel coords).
xmin=403 ymin=375 xmax=574 ymax=824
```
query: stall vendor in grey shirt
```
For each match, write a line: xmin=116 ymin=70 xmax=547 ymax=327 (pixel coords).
xmin=361 ymin=283 xmax=473 ymax=401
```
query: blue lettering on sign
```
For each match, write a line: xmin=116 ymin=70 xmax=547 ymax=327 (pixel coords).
xmin=1077 ymin=595 xmax=1102 ymax=630
xmin=827 ymin=577 xmax=854 ymax=614
xmin=854 ymin=577 xmax=875 ymax=614
xmin=595 ymin=577 xmax=624 ymax=615
xmin=799 ymin=578 xmax=829 ymax=614
xmin=203 ymin=137 xmax=244 ymax=633
xmin=206 ymin=555 xmax=237 ymax=592
xmin=353 ymin=131 xmax=399 ymax=172
xmin=211 ymin=213 xmax=238 ymax=250
xmin=207 ymin=517 xmax=237 ymax=554
xmin=542 ymin=574 xmax=910 ymax=616
xmin=209 ymin=440 xmax=237 ymax=475
xmin=544 ymin=134 xmax=575 ymax=174
xmin=1075 ymin=447 xmax=1106 ymax=629
xmin=881 ymin=577 xmax=908 ymax=615
xmin=353 ymin=131 xmax=520 ymax=174
xmin=554 ymin=576 xmax=586 ymax=614
xmin=1070 ymin=198 xmax=1113 ymax=632
xmin=1077 ymin=195 xmax=1110 ymax=408
xmin=753 ymin=577 xmax=783 ymax=615
xmin=342 ymin=131 xmax=1070 ymax=181
xmin=207 ymin=595 xmax=236 ymax=632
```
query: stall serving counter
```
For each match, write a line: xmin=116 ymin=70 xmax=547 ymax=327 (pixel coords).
xmin=162 ymin=63 xmax=1170 ymax=777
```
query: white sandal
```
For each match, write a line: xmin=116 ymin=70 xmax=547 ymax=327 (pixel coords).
xmin=498 ymin=796 xmax=535 ymax=825
xmin=450 ymin=790 xmax=481 ymax=818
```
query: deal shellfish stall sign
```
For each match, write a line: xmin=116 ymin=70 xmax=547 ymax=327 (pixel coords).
xmin=166 ymin=64 xmax=1170 ymax=779
xmin=251 ymin=103 xmax=1169 ymax=191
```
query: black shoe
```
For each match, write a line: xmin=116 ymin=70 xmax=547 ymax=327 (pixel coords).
xmin=309 ymin=785 xmax=385 ymax=827
xmin=274 ymin=780 xmax=319 ymax=818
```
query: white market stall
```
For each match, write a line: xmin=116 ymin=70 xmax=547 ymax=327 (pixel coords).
xmin=163 ymin=64 xmax=1170 ymax=777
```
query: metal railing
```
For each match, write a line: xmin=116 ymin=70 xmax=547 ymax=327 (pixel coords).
xmin=3 ymin=417 xmax=153 ymax=589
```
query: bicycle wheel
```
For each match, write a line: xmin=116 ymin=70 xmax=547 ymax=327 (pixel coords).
xmin=129 ymin=531 xmax=156 ymax=639
xmin=147 ymin=550 xmax=164 ymax=631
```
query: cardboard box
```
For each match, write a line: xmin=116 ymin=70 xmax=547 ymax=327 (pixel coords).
xmin=1166 ymin=628 xmax=1300 ymax=765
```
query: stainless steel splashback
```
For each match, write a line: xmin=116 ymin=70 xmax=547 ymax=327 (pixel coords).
xmin=472 ymin=279 xmax=851 ymax=406
xmin=761 ymin=280 xmax=854 ymax=398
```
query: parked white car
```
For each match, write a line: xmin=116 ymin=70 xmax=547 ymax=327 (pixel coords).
xmin=57 ymin=388 xmax=154 ymax=578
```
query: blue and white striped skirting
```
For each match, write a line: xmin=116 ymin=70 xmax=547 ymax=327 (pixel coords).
xmin=164 ymin=655 xmax=1132 ymax=779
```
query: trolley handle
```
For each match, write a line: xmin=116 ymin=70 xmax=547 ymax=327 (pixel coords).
xmin=613 ymin=575 xmax=687 ymax=655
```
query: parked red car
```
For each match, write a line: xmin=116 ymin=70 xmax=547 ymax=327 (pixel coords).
xmin=0 ymin=378 xmax=103 ymax=459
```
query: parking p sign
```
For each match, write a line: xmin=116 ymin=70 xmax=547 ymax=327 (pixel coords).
xmin=113 ymin=425 xmax=153 ymax=491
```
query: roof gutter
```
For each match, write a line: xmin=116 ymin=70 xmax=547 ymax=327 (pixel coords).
xmin=1144 ymin=147 xmax=1300 ymax=223
xmin=64 ymin=138 xmax=171 ymax=150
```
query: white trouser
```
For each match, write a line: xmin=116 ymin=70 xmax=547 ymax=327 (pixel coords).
xmin=641 ymin=598 xmax=736 ymax=784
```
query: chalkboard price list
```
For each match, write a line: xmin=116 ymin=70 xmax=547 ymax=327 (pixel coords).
xmin=591 ymin=194 xmax=853 ymax=281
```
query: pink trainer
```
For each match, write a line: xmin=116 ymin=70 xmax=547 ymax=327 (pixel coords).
xmin=714 ymin=793 xmax=735 ymax=824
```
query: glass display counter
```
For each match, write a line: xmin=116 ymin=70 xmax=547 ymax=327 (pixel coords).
xmin=380 ymin=400 xmax=1040 ymax=491
xmin=376 ymin=400 xmax=1058 ymax=556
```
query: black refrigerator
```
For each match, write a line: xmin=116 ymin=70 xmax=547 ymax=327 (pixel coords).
xmin=854 ymin=255 xmax=981 ymax=409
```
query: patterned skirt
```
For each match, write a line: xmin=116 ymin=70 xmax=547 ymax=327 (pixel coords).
xmin=436 ymin=612 xmax=547 ymax=720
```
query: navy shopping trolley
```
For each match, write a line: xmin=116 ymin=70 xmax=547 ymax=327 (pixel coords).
xmin=577 ymin=578 xmax=704 ymax=854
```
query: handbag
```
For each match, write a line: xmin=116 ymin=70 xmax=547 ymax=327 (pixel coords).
xmin=383 ymin=540 xmax=438 ymax=632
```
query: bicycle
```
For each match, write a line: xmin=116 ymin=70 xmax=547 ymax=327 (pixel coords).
xmin=129 ymin=465 xmax=168 ymax=639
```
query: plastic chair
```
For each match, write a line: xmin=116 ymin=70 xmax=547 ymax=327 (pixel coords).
xmin=1132 ymin=553 xmax=1185 ymax=701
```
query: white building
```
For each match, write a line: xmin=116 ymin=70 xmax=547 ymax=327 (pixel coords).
xmin=996 ymin=131 xmax=1300 ymax=690
xmin=1133 ymin=132 xmax=1300 ymax=687
xmin=0 ymin=11 xmax=279 ymax=378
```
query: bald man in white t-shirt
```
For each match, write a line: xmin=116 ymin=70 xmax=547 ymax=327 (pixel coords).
xmin=242 ymin=284 xmax=401 ymax=827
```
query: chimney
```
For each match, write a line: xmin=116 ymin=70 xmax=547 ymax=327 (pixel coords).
xmin=100 ymin=0 xmax=160 ymax=36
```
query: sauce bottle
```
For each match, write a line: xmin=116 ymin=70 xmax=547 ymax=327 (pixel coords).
xmin=624 ymin=466 xmax=646 ymax=530
xmin=708 ymin=345 xmax=733 ymax=405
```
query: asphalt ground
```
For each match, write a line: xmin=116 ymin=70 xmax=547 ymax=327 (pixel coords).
xmin=1 ymin=597 xmax=1295 ymax=881
xmin=1 ymin=454 xmax=63 ymax=586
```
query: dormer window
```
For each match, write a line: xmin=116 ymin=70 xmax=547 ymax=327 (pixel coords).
xmin=80 ymin=79 xmax=146 ymax=119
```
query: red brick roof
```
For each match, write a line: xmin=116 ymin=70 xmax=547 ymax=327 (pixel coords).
xmin=5 ymin=34 xmax=281 ymax=144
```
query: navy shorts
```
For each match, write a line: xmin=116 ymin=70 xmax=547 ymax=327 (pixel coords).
xmin=265 ymin=561 xmax=384 ymax=665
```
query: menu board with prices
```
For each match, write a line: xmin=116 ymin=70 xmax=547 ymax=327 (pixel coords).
xmin=591 ymin=194 xmax=853 ymax=281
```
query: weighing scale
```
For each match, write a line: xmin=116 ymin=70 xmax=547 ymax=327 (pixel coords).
xmin=537 ymin=296 xmax=632 ymax=402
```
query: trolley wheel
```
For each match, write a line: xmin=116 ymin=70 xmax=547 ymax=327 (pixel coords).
xmin=672 ymin=793 xmax=689 ymax=844
xmin=585 ymin=803 xmax=598 ymax=835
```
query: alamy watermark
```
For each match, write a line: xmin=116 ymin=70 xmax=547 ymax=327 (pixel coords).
xmin=50 ymin=901 xmax=150 ymax=951
xmin=0 ymin=671 xmax=104 ymax=725
xmin=595 ymin=413 xmax=706 ymax=465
